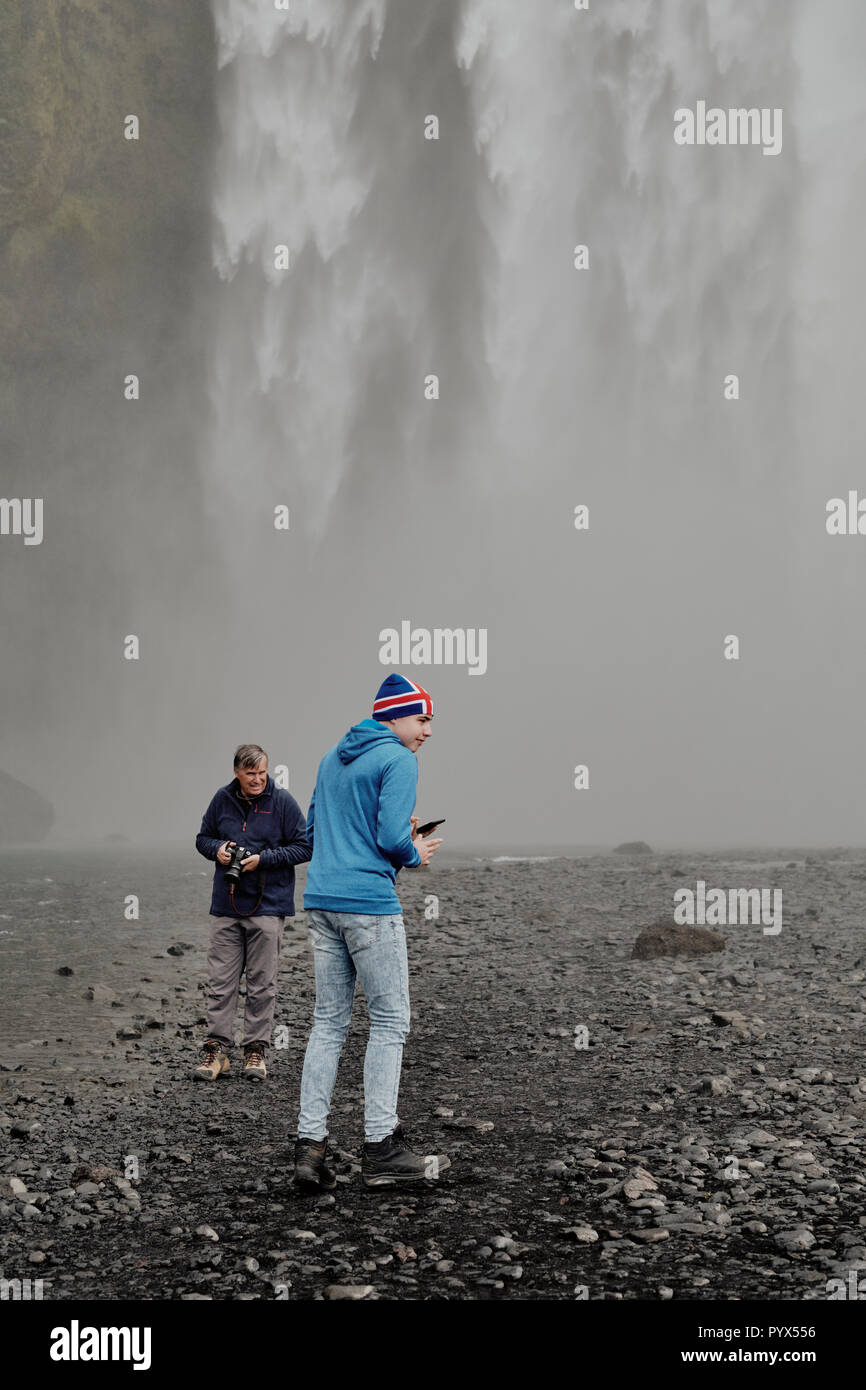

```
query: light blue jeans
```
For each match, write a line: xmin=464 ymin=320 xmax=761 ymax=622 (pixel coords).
xmin=298 ymin=910 xmax=411 ymax=1143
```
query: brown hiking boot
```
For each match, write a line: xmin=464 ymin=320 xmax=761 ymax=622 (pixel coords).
xmin=192 ymin=1039 xmax=230 ymax=1081
xmin=293 ymin=1137 xmax=337 ymax=1192
xmin=243 ymin=1045 xmax=267 ymax=1081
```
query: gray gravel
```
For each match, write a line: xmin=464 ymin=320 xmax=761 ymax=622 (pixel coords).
xmin=1 ymin=847 xmax=865 ymax=1300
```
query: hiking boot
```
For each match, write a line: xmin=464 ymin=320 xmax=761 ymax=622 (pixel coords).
xmin=192 ymin=1040 xmax=230 ymax=1082
xmin=243 ymin=1045 xmax=267 ymax=1081
xmin=293 ymin=1137 xmax=337 ymax=1192
xmin=361 ymin=1124 xmax=451 ymax=1187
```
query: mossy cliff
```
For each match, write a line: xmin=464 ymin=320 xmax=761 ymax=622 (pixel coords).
xmin=0 ymin=3 xmax=220 ymax=836
xmin=0 ymin=1 xmax=215 ymax=387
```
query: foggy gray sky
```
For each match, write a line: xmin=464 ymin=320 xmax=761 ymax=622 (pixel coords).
xmin=2 ymin=0 xmax=865 ymax=850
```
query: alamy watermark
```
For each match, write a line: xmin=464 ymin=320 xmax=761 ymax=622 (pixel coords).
xmin=826 ymin=492 xmax=866 ymax=535
xmin=674 ymin=881 xmax=782 ymax=936
xmin=0 ymin=497 xmax=43 ymax=545
xmin=49 ymin=1322 xmax=151 ymax=1370
xmin=1 ymin=1276 xmax=44 ymax=1300
xmin=674 ymin=102 xmax=783 ymax=157
xmin=379 ymin=621 xmax=487 ymax=675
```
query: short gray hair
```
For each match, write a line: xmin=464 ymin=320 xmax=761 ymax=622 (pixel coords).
xmin=234 ymin=744 xmax=267 ymax=770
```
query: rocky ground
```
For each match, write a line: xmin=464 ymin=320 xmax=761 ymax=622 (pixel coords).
xmin=2 ymin=849 xmax=866 ymax=1301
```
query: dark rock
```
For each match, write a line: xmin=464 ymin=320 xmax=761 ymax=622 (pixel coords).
xmin=632 ymin=921 xmax=725 ymax=959
xmin=613 ymin=841 xmax=653 ymax=856
xmin=56 ymin=966 xmax=74 ymax=976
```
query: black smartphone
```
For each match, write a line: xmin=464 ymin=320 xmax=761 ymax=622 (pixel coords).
xmin=416 ymin=818 xmax=445 ymax=837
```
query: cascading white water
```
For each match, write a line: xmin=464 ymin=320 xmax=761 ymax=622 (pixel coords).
xmin=208 ymin=0 xmax=799 ymax=518
xmin=204 ymin=0 xmax=866 ymax=846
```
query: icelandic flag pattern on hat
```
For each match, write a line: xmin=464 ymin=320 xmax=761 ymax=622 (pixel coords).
xmin=373 ymin=673 xmax=433 ymax=720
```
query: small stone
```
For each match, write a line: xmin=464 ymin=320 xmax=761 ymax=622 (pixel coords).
xmin=564 ymin=1226 xmax=599 ymax=1243
xmin=28 ymin=1250 xmax=46 ymax=1263
xmin=711 ymin=1010 xmax=748 ymax=1029
xmin=775 ymin=1227 xmax=815 ymax=1251
xmin=743 ymin=1129 xmax=778 ymax=1148
xmin=84 ymin=985 xmax=116 ymax=1003
xmin=86 ymin=1165 xmax=120 ymax=1183
xmin=704 ymin=1206 xmax=732 ymax=1228
xmin=196 ymin=1225 xmax=219 ymax=1242
xmin=631 ymin=1228 xmax=670 ymax=1243
xmin=56 ymin=966 xmax=74 ymax=976
xmin=323 ymin=1284 xmax=376 ymax=1300
xmin=697 ymin=1076 xmax=733 ymax=1096
xmin=622 ymin=1168 xmax=658 ymax=1200
xmin=489 ymin=1236 xmax=529 ymax=1255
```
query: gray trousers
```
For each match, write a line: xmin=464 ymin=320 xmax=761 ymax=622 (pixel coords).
xmin=205 ymin=915 xmax=285 ymax=1049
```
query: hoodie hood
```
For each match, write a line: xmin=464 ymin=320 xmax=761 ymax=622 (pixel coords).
xmin=337 ymin=719 xmax=402 ymax=764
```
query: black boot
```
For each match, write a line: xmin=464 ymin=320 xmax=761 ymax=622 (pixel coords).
xmin=293 ymin=1137 xmax=337 ymax=1192
xmin=361 ymin=1125 xmax=451 ymax=1187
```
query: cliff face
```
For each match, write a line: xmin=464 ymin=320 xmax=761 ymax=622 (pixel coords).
xmin=0 ymin=770 xmax=54 ymax=843
xmin=0 ymin=4 xmax=220 ymax=838
xmin=0 ymin=1 xmax=215 ymax=378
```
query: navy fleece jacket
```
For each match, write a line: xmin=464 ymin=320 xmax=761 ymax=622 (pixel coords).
xmin=304 ymin=719 xmax=422 ymax=914
xmin=196 ymin=775 xmax=311 ymax=917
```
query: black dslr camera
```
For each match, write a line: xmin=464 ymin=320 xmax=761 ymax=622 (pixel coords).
xmin=223 ymin=841 xmax=249 ymax=886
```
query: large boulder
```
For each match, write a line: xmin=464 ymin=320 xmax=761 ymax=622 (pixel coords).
xmin=613 ymin=840 xmax=654 ymax=856
xmin=632 ymin=919 xmax=725 ymax=959
xmin=0 ymin=770 xmax=54 ymax=843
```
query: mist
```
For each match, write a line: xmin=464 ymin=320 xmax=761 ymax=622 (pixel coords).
xmin=1 ymin=0 xmax=864 ymax=850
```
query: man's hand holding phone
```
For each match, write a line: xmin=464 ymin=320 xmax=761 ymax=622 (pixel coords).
xmin=410 ymin=814 xmax=443 ymax=866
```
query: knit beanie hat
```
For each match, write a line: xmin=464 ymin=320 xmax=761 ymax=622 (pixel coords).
xmin=373 ymin=673 xmax=434 ymax=721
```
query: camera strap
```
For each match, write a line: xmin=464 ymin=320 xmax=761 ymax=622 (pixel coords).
xmin=229 ymin=864 xmax=266 ymax=917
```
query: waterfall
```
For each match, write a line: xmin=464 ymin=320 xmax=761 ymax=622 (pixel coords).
xmin=203 ymin=0 xmax=865 ymax=846
xmin=208 ymin=0 xmax=799 ymax=518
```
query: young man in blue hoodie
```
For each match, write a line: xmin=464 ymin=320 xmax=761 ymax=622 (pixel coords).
xmin=293 ymin=674 xmax=449 ymax=1190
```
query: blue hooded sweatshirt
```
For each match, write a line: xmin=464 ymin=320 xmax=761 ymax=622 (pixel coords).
xmin=304 ymin=719 xmax=422 ymax=914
